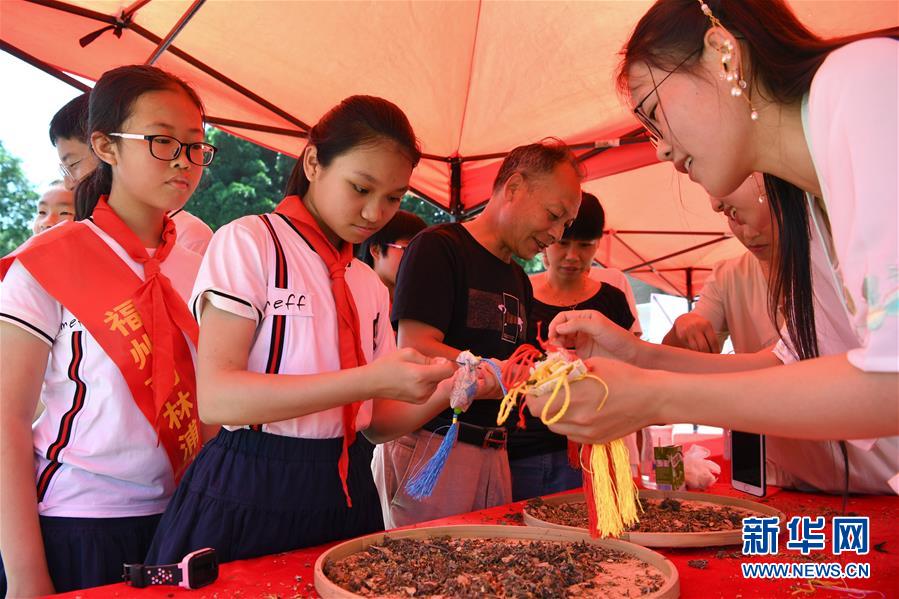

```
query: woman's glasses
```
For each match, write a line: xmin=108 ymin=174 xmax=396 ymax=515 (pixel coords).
xmin=632 ymin=50 xmax=700 ymax=146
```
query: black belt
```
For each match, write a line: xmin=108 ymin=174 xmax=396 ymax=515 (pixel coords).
xmin=423 ymin=421 xmax=508 ymax=450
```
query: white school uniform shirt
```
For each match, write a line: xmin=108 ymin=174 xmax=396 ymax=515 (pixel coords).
xmin=771 ymin=39 xmax=899 ymax=495
xmin=170 ymin=209 xmax=213 ymax=255
xmin=0 ymin=220 xmax=201 ymax=517
xmin=191 ymin=213 xmax=395 ymax=438
xmin=588 ymin=267 xmax=642 ymax=336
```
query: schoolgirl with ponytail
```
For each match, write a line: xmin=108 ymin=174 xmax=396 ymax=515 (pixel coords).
xmin=144 ymin=95 xmax=460 ymax=566
xmin=0 ymin=64 xmax=214 ymax=595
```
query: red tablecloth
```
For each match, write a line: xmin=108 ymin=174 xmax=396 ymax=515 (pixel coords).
xmin=51 ymin=486 xmax=899 ymax=599
xmin=53 ymin=444 xmax=898 ymax=599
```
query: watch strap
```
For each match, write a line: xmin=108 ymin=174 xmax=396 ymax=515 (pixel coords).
xmin=123 ymin=562 xmax=183 ymax=588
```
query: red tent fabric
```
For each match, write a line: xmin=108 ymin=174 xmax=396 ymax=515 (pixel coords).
xmin=2 ymin=0 xmax=895 ymax=294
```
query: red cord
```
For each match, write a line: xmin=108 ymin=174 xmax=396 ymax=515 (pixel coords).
xmin=501 ymin=344 xmax=542 ymax=389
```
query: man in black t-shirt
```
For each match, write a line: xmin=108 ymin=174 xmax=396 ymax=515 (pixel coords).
xmin=372 ymin=141 xmax=582 ymax=527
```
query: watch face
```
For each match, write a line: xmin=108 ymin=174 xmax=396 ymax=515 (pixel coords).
xmin=187 ymin=549 xmax=218 ymax=588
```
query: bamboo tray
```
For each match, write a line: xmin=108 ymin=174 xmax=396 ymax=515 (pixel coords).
xmin=523 ymin=490 xmax=785 ymax=548
xmin=315 ymin=524 xmax=679 ymax=598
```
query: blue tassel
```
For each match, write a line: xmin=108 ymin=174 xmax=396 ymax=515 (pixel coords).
xmin=405 ymin=409 xmax=460 ymax=500
xmin=404 ymin=358 xmax=506 ymax=501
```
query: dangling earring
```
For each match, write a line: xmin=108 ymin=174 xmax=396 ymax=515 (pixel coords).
xmin=719 ymin=40 xmax=759 ymax=121
xmin=750 ymin=174 xmax=766 ymax=203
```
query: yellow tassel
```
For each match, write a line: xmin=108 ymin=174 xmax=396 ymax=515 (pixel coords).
xmin=611 ymin=438 xmax=640 ymax=527
xmin=496 ymin=352 xmax=641 ymax=538
xmin=590 ymin=444 xmax=625 ymax=537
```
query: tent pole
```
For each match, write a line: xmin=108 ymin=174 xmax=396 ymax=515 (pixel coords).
xmin=623 ymin=235 xmax=731 ymax=272
xmin=205 ymin=117 xmax=305 ymax=138
xmin=0 ymin=41 xmax=90 ymax=93
xmin=448 ymin=157 xmax=463 ymax=222
xmin=686 ymin=267 xmax=694 ymax=310
xmin=145 ymin=0 xmax=206 ymax=65
xmin=613 ymin=233 xmax=684 ymax=297
xmin=614 ymin=230 xmax=730 ymax=236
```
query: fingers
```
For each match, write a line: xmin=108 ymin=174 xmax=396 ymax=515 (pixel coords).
xmin=421 ymin=358 xmax=456 ymax=381
xmin=685 ymin=329 xmax=713 ymax=353
xmin=704 ymin=327 xmax=721 ymax=354
xmin=549 ymin=309 xmax=592 ymax=337
xmin=395 ymin=347 xmax=430 ymax=365
xmin=684 ymin=321 xmax=719 ymax=354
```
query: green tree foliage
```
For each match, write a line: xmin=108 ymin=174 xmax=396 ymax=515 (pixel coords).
xmin=400 ymin=193 xmax=453 ymax=227
xmin=0 ymin=141 xmax=38 ymax=256
xmin=184 ymin=128 xmax=294 ymax=230
xmin=515 ymin=254 xmax=546 ymax=275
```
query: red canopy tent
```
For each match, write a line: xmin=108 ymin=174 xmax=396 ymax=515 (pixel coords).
xmin=3 ymin=0 xmax=895 ymax=295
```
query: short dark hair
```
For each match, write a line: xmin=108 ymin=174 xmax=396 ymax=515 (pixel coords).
xmin=491 ymin=139 xmax=582 ymax=195
xmin=357 ymin=210 xmax=427 ymax=267
xmin=49 ymin=93 xmax=90 ymax=146
xmin=563 ymin=192 xmax=605 ymax=240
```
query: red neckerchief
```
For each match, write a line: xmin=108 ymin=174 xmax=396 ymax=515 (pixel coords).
xmin=91 ymin=197 xmax=200 ymax=401
xmin=275 ymin=196 xmax=366 ymax=507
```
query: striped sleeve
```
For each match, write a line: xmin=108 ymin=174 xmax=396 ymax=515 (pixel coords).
xmin=191 ymin=217 xmax=268 ymax=325
xmin=0 ymin=261 xmax=60 ymax=345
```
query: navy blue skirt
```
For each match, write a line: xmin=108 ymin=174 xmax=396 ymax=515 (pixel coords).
xmin=145 ymin=428 xmax=383 ymax=565
xmin=0 ymin=513 xmax=161 ymax=594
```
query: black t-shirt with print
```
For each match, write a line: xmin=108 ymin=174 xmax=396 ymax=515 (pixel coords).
xmin=508 ymin=283 xmax=635 ymax=460
xmin=392 ymin=223 xmax=534 ymax=430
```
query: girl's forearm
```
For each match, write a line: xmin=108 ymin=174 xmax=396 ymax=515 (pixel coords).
xmin=198 ymin=364 xmax=383 ymax=426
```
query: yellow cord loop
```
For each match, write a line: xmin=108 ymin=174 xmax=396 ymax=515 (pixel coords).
xmin=496 ymin=352 xmax=638 ymax=538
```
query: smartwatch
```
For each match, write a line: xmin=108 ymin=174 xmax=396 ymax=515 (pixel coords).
xmin=123 ymin=547 xmax=218 ymax=589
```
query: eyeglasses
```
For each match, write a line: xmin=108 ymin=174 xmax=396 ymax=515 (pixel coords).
xmin=632 ymin=49 xmax=700 ymax=146
xmin=385 ymin=242 xmax=408 ymax=251
xmin=58 ymin=162 xmax=75 ymax=181
xmin=109 ymin=133 xmax=217 ymax=166
xmin=58 ymin=157 xmax=87 ymax=182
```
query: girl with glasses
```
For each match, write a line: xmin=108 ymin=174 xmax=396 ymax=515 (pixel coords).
xmin=529 ymin=0 xmax=898 ymax=494
xmin=0 ymin=65 xmax=215 ymax=595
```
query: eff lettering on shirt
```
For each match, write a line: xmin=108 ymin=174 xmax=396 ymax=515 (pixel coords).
xmin=263 ymin=287 xmax=313 ymax=317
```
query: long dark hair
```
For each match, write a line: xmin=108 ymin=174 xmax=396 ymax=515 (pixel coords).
xmin=618 ymin=0 xmax=896 ymax=359
xmin=74 ymin=65 xmax=205 ymax=220
xmin=284 ymin=95 xmax=421 ymax=199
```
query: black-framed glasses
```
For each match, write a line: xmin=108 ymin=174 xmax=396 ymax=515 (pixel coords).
xmin=109 ymin=133 xmax=217 ymax=166
xmin=632 ymin=50 xmax=700 ymax=146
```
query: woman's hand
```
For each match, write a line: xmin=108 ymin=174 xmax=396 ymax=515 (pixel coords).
xmin=370 ymin=348 xmax=457 ymax=404
xmin=548 ymin=310 xmax=641 ymax=364
xmin=526 ymin=356 xmax=663 ymax=445
xmin=668 ymin=312 xmax=721 ymax=354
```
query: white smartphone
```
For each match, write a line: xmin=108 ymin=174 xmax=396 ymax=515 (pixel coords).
xmin=730 ymin=431 xmax=766 ymax=497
